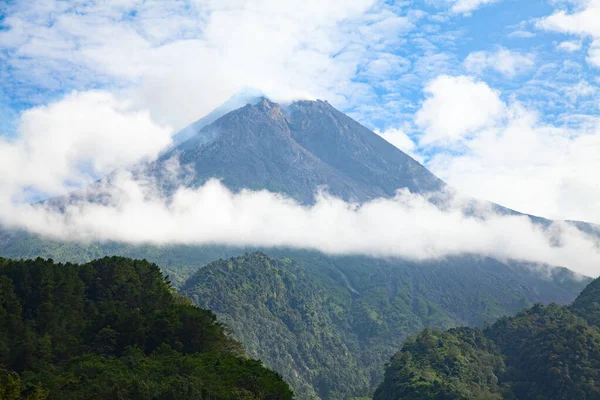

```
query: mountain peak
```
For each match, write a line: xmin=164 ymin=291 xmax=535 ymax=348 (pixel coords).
xmin=172 ymin=89 xmax=266 ymax=146
xmin=159 ymin=95 xmax=444 ymax=204
xmin=255 ymin=96 xmax=276 ymax=108
xmin=253 ymin=97 xmax=286 ymax=120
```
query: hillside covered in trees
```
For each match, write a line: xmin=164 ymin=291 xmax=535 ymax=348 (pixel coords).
xmin=182 ymin=252 xmax=587 ymax=399
xmin=374 ymin=275 xmax=600 ymax=400
xmin=0 ymin=256 xmax=292 ymax=400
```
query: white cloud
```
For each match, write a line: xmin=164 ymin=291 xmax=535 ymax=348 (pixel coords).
xmin=563 ymin=80 xmax=597 ymax=101
xmin=448 ymin=0 xmax=500 ymax=15
xmin=0 ymin=91 xmax=172 ymax=201
xmin=2 ymin=175 xmax=599 ymax=277
xmin=508 ymin=30 xmax=535 ymax=39
xmin=537 ymin=0 xmax=600 ymax=37
xmin=422 ymin=79 xmax=600 ymax=225
xmin=464 ymin=48 xmax=535 ymax=78
xmin=556 ymin=40 xmax=582 ymax=52
xmin=588 ymin=40 xmax=600 ymax=68
xmin=0 ymin=0 xmax=418 ymax=130
xmin=359 ymin=53 xmax=412 ymax=79
xmin=537 ymin=0 xmax=600 ymax=67
xmin=415 ymin=75 xmax=506 ymax=145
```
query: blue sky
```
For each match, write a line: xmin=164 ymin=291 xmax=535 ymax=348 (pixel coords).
xmin=0 ymin=0 xmax=599 ymax=223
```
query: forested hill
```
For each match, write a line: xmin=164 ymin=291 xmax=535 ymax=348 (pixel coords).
xmin=373 ymin=274 xmax=600 ymax=400
xmin=181 ymin=252 xmax=588 ymax=400
xmin=0 ymin=257 xmax=292 ymax=400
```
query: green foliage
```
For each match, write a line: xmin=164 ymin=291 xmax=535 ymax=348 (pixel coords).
xmin=572 ymin=276 xmax=600 ymax=327
xmin=488 ymin=304 xmax=600 ymax=399
xmin=374 ymin=276 xmax=600 ymax=400
xmin=373 ymin=328 xmax=504 ymax=400
xmin=0 ymin=257 xmax=292 ymax=400
xmin=181 ymin=251 xmax=587 ymax=399
xmin=0 ymin=232 xmax=588 ymax=399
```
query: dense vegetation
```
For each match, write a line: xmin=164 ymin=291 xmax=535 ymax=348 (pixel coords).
xmin=374 ymin=275 xmax=600 ymax=400
xmin=182 ymin=252 xmax=587 ymax=399
xmin=0 ymin=257 xmax=292 ymax=400
xmin=0 ymin=230 xmax=589 ymax=399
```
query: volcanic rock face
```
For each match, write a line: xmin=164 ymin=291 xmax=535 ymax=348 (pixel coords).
xmin=157 ymin=97 xmax=444 ymax=204
xmin=287 ymin=100 xmax=444 ymax=197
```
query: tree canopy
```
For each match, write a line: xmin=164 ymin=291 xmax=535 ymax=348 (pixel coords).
xmin=0 ymin=256 xmax=293 ymax=400
xmin=374 ymin=275 xmax=600 ymax=400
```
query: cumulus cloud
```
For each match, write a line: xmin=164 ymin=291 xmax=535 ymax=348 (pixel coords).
xmin=464 ymin=48 xmax=535 ymax=78
xmin=1 ymin=173 xmax=599 ymax=277
xmin=0 ymin=91 xmax=172 ymax=201
xmin=537 ymin=0 xmax=600 ymax=37
xmin=421 ymin=78 xmax=600 ymax=225
xmin=415 ymin=75 xmax=506 ymax=145
xmin=537 ymin=0 xmax=600 ymax=68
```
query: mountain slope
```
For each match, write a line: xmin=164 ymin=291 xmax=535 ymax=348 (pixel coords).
xmin=159 ymin=98 xmax=368 ymax=203
xmin=181 ymin=252 xmax=588 ymax=399
xmin=287 ymin=100 xmax=443 ymax=197
xmin=374 ymin=274 xmax=600 ymax=400
xmin=152 ymin=97 xmax=442 ymax=204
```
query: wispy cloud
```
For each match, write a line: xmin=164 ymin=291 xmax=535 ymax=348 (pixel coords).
xmin=464 ymin=48 xmax=535 ymax=78
xmin=556 ymin=40 xmax=582 ymax=52
xmin=447 ymin=0 xmax=501 ymax=15
xmin=0 ymin=0 xmax=418 ymax=130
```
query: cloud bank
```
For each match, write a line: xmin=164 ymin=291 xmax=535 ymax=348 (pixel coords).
xmin=0 ymin=168 xmax=599 ymax=277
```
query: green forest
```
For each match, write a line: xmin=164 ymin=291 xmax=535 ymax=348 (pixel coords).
xmin=0 ymin=257 xmax=292 ymax=400
xmin=182 ymin=252 xmax=585 ymax=399
xmin=373 ymin=275 xmax=600 ymax=400
xmin=1 ymin=252 xmax=598 ymax=400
